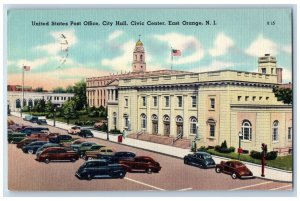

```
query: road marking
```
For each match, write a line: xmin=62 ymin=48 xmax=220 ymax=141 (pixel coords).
xmin=124 ymin=177 xmax=166 ymax=191
xmin=270 ymin=184 xmax=293 ymax=191
xmin=178 ymin=188 xmax=193 ymax=191
xmin=230 ymin=181 xmax=273 ymax=191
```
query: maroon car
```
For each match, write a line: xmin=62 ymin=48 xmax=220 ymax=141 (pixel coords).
xmin=119 ymin=156 xmax=161 ymax=173
xmin=36 ymin=147 xmax=79 ymax=164
xmin=215 ymin=160 xmax=254 ymax=179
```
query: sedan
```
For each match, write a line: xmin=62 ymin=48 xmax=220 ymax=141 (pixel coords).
xmin=184 ymin=152 xmax=216 ymax=168
xmin=22 ymin=141 xmax=48 ymax=154
xmin=215 ymin=160 xmax=254 ymax=179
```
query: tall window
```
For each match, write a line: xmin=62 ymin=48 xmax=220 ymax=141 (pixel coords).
xmin=207 ymin=119 xmax=216 ymax=137
xmin=177 ymin=96 xmax=183 ymax=107
xmin=190 ymin=117 xmax=198 ymax=135
xmin=125 ymin=98 xmax=128 ymax=107
xmin=142 ymin=96 xmax=146 ymax=107
xmin=210 ymin=98 xmax=215 ymax=109
xmin=16 ymin=99 xmax=21 ymax=108
xmin=272 ymin=120 xmax=279 ymax=142
xmin=165 ymin=96 xmax=170 ymax=107
xmin=191 ymin=96 xmax=197 ymax=108
xmin=262 ymin=68 xmax=266 ymax=74
xmin=288 ymin=127 xmax=292 ymax=140
xmin=113 ymin=112 xmax=117 ymax=127
xmin=141 ymin=114 xmax=147 ymax=129
xmin=242 ymin=120 xmax=252 ymax=141
xmin=153 ymin=96 xmax=158 ymax=107
xmin=140 ymin=54 xmax=143 ymax=61
xmin=124 ymin=114 xmax=129 ymax=128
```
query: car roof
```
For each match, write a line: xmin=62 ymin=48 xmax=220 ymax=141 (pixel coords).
xmin=135 ymin=156 xmax=153 ymax=160
xmin=86 ymin=159 xmax=107 ymax=163
xmin=195 ymin=152 xmax=211 ymax=156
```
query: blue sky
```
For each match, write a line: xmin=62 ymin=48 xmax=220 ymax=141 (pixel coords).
xmin=7 ymin=8 xmax=292 ymax=89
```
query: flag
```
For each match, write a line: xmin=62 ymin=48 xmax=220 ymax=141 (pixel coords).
xmin=171 ymin=49 xmax=181 ymax=56
xmin=23 ymin=66 xmax=30 ymax=71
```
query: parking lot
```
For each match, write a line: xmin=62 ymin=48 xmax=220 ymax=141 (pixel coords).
xmin=7 ymin=116 xmax=293 ymax=192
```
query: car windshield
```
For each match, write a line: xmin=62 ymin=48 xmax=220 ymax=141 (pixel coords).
xmin=202 ymin=154 xmax=212 ymax=159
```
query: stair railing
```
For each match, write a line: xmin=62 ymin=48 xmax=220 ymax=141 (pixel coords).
xmin=136 ymin=129 xmax=145 ymax=139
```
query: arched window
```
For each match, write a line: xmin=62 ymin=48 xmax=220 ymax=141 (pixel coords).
xmin=152 ymin=114 xmax=158 ymax=121
xmin=123 ymin=113 xmax=129 ymax=128
xmin=113 ymin=112 xmax=117 ymax=127
xmin=140 ymin=54 xmax=143 ymax=61
xmin=135 ymin=55 xmax=137 ymax=61
xmin=190 ymin=117 xmax=198 ymax=135
xmin=176 ymin=115 xmax=183 ymax=123
xmin=272 ymin=120 xmax=279 ymax=142
xmin=241 ymin=120 xmax=252 ymax=141
xmin=152 ymin=114 xmax=158 ymax=134
xmin=163 ymin=115 xmax=170 ymax=122
xmin=141 ymin=113 xmax=147 ymax=129
xmin=28 ymin=99 xmax=33 ymax=107
xmin=16 ymin=99 xmax=21 ymax=108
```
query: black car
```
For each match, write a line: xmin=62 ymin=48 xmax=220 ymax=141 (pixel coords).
xmin=78 ymin=129 xmax=94 ymax=138
xmin=22 ymin=141 xmax=48 ymax=154
xmin=96 ymin=151 xmax=136 ymax=163
xmin=37 ymin=119 xmax=48 ymax=125
xmin=21 ymin=127 xmax=49 ymax=136
xmin=184 ymin=152 xmax=216 ymax=168
xmin=75 ymin=159 xmax=127 ymax=180
xmin=29 ymin=116 xmax=39 ymax=123
xmin=49 ymin=134 xmax=73 ymax=143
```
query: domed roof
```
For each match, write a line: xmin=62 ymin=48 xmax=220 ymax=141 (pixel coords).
xmin=136 ymin=39 xmax=143 ymax=46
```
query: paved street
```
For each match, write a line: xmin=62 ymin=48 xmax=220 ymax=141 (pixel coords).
xmin=7 ymin=116 xmax=293 ymax=191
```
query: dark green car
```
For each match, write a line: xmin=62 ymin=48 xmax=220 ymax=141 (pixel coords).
xmin=8 ymin=133 xmax=27 ymax=144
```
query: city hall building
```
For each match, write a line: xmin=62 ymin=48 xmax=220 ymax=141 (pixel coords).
xmin=87 ymin=39 xmax=292 ymax=154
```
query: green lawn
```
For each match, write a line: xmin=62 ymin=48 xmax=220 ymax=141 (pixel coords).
xmin=49 ymin=114 xmax=105 ymax=125
xmin=207 ymin=149 xmax=292 ymax=171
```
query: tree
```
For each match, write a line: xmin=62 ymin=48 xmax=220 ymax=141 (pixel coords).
xmin=66 ymin=85 xmax=74 ymax=93
xmin=273 ymin=86 xmax=292 ymax=104
xmin=73 ymin=80 xmax=87 ymax=110
xmin=45 ymin=100 xmax=54 ymax=114
xmin=63 ymin=100 xmax=78 ymax=120
xmin=53 ymin=87 xmax=66 ymax=93
xmin=33 ymin=99 xmax=46 ymax=112
xmin=34 ymin=87 xmax=44 ymax=92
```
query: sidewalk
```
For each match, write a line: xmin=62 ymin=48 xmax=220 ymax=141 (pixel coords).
xmin=10 ymin=112 xmax=293 ymax=182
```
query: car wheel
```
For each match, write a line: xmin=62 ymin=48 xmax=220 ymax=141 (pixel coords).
xmin=215 ymin=167 xmax=221 ymax=173
xmin=231 ymin=172 xmax=238 ymax=179
xmin=119 ymin=171 xmax=125 ymax=178
xmin=44 ymin=158 xmax=50 ymax=164
xmin=28 ymin=149 xmax=34 ymax=154
xmin=83 ymin=155 xmax=87 ymax=161
xmin=184 ymin=159 xmax=188 ymax=164
xmin=80 ymin=153 xmax=84 ymax=158
xmin=71 ymin=158 xmax=76 ymax=162
xmin=87 ymin=174 xmax=92 ymax=181
xmin=88 ymin=157 xmax=93 ymax=161
xmin=146 ymin=168 xmax=153 ymax=174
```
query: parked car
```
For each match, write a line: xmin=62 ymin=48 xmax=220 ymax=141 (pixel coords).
xmin=119 ymin=156 xmax=161 ymax=173
xmin=36 ymin=143 xmax=62 ymax=158
xmin=184 ymin=152 xmax=216 ymax=168
xmin=23 ymin=115 xmax=33 ymax=121
xmin=22 ymin=141 xmax=48 ymax=154
xmin=29 ymin=116 xmax=39 ymax=123
xmin=75 ymin=159 xmax=127 ymax=180
xmin=49 ymin=134 xmax=73 ymax=144
xmin=21 ymin=127 xmax=49 ymax=136
xmin=36 ymin=147 xmax=79 ymax=163
xmin=16 ymin=138 xmax=39 ymax=148
xmin=8 ymin=133 xmax=27 ymax=144
xmin=37 ymin=119 xmax=47 ymax=125
xmin=68 ymin=126 xmax=81 ymax=135
xmin=27 ymin=133 xmax=50 ymax=141
xmin=215 ymin=160 xmax=254 ymax=179
xmin=84 ymin=147 xmax=115 ymax=160
xmin=71 ymin=142 xmax=97 ymax=156
xmin=9 ymin=124 xmax=29 ymax=131
xmin=78 ymin=129 xmax=94 ymax=138
xmin=94 ymin=151 xmax=136 ymax=163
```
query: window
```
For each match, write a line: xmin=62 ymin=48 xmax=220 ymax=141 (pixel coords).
xmin=190 ymin=117 xmax=198 ymax=135
xmin=266 ymin=97 xmax=269 ymax=100
xmin=288 ymin=127 xmax=292 ymax=140
xmin=141 ymin=114 xmax=147 ymax=129
xmin=259 ymin=96 xmax=262 ymax=100
xmin=245 ymin=96 xmax=249 ymax=101
xmin=271 ymin=68 xmax=274 ymax=74
xmin=241 ymin=120 xmax=252 ymax=141
xmin=142 ymin=96 xmax=146 ymax=107
xmin=261 ymin=68 xmax=266 ymax=74
xmin=140 ymin=55 xmax=143 ymax=61
xmin=238 ymin=96 xmax=242 ymax=101
xmin=153 ymin=97 xmax=158 ymax=107
xmin=165 ymin=96 xmax=170 ymax=107
xmin=113 ymin=112 xmax=117 ymax=127
xmin=252 ymin=96 xmax=256 ymax=101
xmin=125 ymin=98 xmax=128 ymax=107
xmin=177 ymin=96 xmax=183 ymax=107
xmin=135 ymin=55 xmax=137 ymax=61
xmin=124 ymin=114 xmax=129 ymax=128
xmin=191 ymin=96 xmax=197 ymax=108
xmin=210 ymin=98 xmax=215 ymax=109
xmin=16 ymin=99 xmax=21 ymax=108
xmin=272 ymin=120 xmax=279 ymax=142
xmin=207 ymin=119 xmax=216 ymax=138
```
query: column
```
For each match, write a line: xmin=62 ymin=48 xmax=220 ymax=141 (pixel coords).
xmin=170 ymin=95 xmax=175 ymax=137
xmin=183 ymin=95 xmax=189 ymax=138
xmin=157 ymin=95 xmax=163 ymax=135
xmin=146 ymin=95 xmax=151 ymax=133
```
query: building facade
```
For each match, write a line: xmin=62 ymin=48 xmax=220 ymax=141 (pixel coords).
xmin=86 ymin=38 xmax=292 ymax=153
xmin=8 ymin=91 xmax=74 ymax=112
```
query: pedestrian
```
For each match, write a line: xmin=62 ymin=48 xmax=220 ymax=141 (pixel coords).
xmin=122 ymin=129 xmax=126 ymax=139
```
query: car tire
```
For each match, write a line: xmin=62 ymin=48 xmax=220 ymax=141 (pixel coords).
xmin=45 ymin=158 xmax=50 ymax=164
xmin=88 ymin=157 xmax=93 ymax=161
xmin=28 ymin=149 xmax=34 ymax=154
xmin=146 ymin=168 xmax=153 ymax=174
xmin=231 ymin=172 xmax=238 ymax=179
xmin=215 ymin=167 xmax=221 ymax=173
xmin=71 ymin=158 xmax=76 ymax=162
xmin=184 ymin=159 xmax=188 ymax=164
xmin=87 ymin=174 xmax=92 ymax=181
xmin=119 ymin=171 xmax=125 ymax=179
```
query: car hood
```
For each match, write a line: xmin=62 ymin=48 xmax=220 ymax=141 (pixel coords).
xmin=205 ymin=158 xmax=216 ymax=165
xmin=237 ymin=166 xmax=252 ymax=175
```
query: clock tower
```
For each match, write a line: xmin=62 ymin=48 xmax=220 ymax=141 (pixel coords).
xmin=132 ymin=36 xmax=146 ymax=72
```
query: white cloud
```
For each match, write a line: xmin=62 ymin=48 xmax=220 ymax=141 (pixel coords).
xmin=209 ymin=32 xmax=234 ymax=57
xmin=36 ymin=29 xmax=77 ymax=55
xmin=282 ymin=45 xmax=292 ymax=54
xmin=108 ymin=30 xmax=124 ymax=41
xmin=280 ymin=66 xmax=292 ymax=83
xmin=245 ymin=35 xmax=279 ymax=57
xmin=15 ymin=57 xmax=49 ymax=70
xmin=153 ymin=32 xmax=204 ymax=65
xmin=191 ymin=60 xmax=237 ymax=72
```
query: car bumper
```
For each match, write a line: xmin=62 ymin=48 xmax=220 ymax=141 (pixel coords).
xmin=240 ymin=175 xmax=254 ymax=179
xmin=75 ymin=172 xmax=83 ymax=179
xmin=206 ymin=164 xmax=216 ymax=168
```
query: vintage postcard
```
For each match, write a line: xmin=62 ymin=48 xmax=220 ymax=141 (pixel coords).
xmin=5 ymin=6 xmax=294 ymax=194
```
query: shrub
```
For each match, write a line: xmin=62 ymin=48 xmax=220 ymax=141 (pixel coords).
xmin=197 ymin=146 xmax=207 ymax=152
xmin=110 ymin=129 xmax=121 ymax=134
xmin=221 ymin=140 xmax=228 ymax=149
xmin=250 ymin=150 xmax=261 ymax=159
xmin=266 ymin=151 xmax=278 ymax=160
xmin=214 ymin=145 xmax=221 ymax=152
xmin=228 ymin=146 xmax=235 ymax=152
xmin=215 ymin=143 xmax=235 ymax=153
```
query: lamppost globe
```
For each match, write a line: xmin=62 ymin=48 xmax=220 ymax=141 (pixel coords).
xmin=238 ymin=131 xmax=242 ymax=137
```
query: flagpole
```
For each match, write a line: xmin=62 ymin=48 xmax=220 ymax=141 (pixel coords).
xmin=171 ymin=47 xmax=173 ymax=70
xmin=21 ymin=65 xmax=24 ymax=118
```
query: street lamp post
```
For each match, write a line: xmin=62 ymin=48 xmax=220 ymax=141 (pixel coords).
xmin=238 ymin=131 xmax=243 ymax=160
xmin=107 ymin=116 xmax=109 ymax=140
xmin=53 ymin=107 xmax=56 ymax=127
